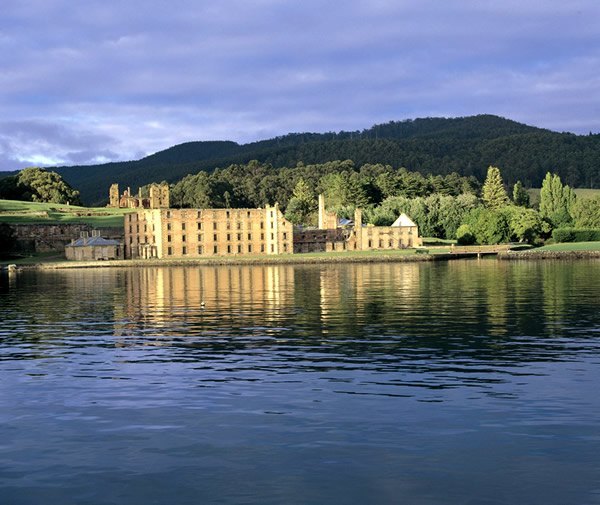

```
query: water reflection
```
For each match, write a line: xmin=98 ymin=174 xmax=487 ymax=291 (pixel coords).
xmin=1 ymin=261 xmax=600 ymax=505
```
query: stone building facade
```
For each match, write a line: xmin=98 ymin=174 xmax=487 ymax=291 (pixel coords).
xmin=65 ymin=231 xmax=124 ymax=261
xmin=293 ymin=198 xmax=422 ymax=253
xmin=108 ymin=183 xmax=170 ymax=209
xmin=124 ymin=205 xmax=293 ymax=259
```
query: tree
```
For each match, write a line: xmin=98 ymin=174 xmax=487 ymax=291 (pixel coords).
xmin=512 ymin=181 xmax=530 ymax=207
xmin=285 ymin=179 xmax=317 ymax=225
xmin=0 ymin=167 xmax=81 ymax=205
xmin=482 ymin=166 xmax=509 ymax=209
xmin=570 ymin=196 xmax=600 ymax=228
xmin=539 ymin=172 xmax=574 ymax=227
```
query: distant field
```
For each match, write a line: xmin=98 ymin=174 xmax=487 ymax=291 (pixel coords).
xmin=537 ymin=241 xmax=600 ymax=252
xmin=0 ymin=199 xmax=128 ymax=227
xmin=528 ymin=188 xmax=600 ymax=206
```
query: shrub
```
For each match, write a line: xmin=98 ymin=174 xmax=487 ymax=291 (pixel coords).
xmin=552 ymin=228 xmax=600 ymax=243
xmin=456 ymin=224 xmax=476 ymax=245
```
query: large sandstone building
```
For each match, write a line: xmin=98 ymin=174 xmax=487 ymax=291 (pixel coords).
xmin=123 ymin=194 xmax=421 ymax=260
xmin=125 ymin=205 xmax=293 ymax=259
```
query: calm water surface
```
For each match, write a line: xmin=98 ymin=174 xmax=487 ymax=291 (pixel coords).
xmin=1 ymin=260 xmax=600 ymax=505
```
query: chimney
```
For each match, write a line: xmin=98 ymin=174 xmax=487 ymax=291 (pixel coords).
xmin=318 ymin=194 xmax=325 ymax=229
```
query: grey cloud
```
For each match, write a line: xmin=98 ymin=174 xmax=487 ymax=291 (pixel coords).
xmin=0 ymin=0 xmax=599 ymax=171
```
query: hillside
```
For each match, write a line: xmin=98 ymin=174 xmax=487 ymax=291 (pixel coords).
xmin=13 ymin=114 xmax=600 ymax=205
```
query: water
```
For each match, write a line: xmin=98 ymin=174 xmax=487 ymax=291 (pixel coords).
xmin=1 ymin=260 xmax=600 ymax=505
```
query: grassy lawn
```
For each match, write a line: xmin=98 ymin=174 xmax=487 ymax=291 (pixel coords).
xmin=528 ymin=188 xmax=600 ymax=207
xmin=536 ymin=241 xmax=600 ymax=252
xmin=0 ymin=199 xmax=128 ymax=227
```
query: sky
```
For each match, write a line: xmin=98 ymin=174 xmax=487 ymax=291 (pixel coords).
xmin=1 ymin=0 xmax=599 ymax=171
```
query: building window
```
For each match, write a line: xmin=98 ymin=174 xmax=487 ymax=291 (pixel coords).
xmin=166 ymin=211 xmax=171 ymax=218
xmin=248 ymin=233 xmax=252 ymax=240
xmin=283 ymin=244 xmax=287 ymax=252
xmin=226 ymin=222 xmax=231 ymax=230
xmin=213 ymin=245 xmax=218 ymax=254
xmin=227 ymin=245 xmax=231 ymax=254
xmin=167 ymin=235 xmax=172 ymax=242
xmin=213 ymin=234 xmax=218 ymax=242
xmin=271 ymin=222 xmax=274 ymax=229
xmin=197 ymin=211 xmax=202 ymax=218
xmin=368 ymin=240 xmax=372 ymax=248
xmin=197 ymin=222 xmax=202 ymax=230
xmin=182 ymin=223 xmax=186 ymax=230
xmin=237 ymin=233 xmax=241 ymax=241
xmin=144 ymin=224 xmax=147 ymax=232
xmin=213 ymin=222 xmax=217 ymax=230
xmin=247 ymin=211 xmax=251 ymax=218
xmin=167 ymin=223 xmax=171 ymax=231
xmin=248 ymin=244 xmax=252 ymax=253
xmin=260 ymin=221 xmax=264 ymax=229
xmin=379 ymin=239 xmax=383 ymax=248
xmin=227 ymin=233 xmax=231 ymax=241
xmin=198 ymin=233 xmax=203 ymax=242
xmin=182 ymin=246 xmax=187 ymax=255
xmin=261 ymin=244 xmax=265 ymax=253
xmin=129 ymin=225 xmax=132 ymax=233
xmin=237 ymin=245 xmax=241 ymax=253
xmin=270 ymin=211 xmax=274 ymax=218
xmin=283 ymin=232 xmax=287 ymax=240
xmin=226 ymin=210 xmax=230 ymax=219
xmin=237 ymin=222 xmax=241 ymax=230
xmin=261 ymin=233 xmax=264 ymax=240
xmin=271 ymin=244 xmax=274 ymax=252
xmin=167 ymin=246 xmax=172 ymax=255
xmin=198 ymin=245 xmax=203 ymax=254
xmin=182 ymin=235 xmax=186 ymax=242
xmin=271 ymin=233 xmax=274 ymax=240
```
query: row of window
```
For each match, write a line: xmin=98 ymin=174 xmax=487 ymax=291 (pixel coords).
xmin=166 ymin=232 xmax=287 ymax=243
xmin=165 ymin=243 xmax=288 ymax=255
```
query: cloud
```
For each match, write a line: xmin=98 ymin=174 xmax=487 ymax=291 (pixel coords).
xmin=0 ymin=0 xmax=599 ymax=170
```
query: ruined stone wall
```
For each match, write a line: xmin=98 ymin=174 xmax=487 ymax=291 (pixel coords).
xmin=9 ymin=224 xmax=123 ymax=252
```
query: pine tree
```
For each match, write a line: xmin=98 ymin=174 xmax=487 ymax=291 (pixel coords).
xmin=482 ymin=166 xmax=509 ymax=209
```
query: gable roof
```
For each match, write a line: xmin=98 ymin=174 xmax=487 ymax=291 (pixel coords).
xmin=391 ymin=213 xmax=417 ymax=227
xmin=67 ymin=236 xmax=122 ymax=248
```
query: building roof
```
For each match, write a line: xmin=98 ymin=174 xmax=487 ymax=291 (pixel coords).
xmin=67 ymin=236 xmax=122 ymax=247
xmin=391 ymin=213 xmax=417 ymax=227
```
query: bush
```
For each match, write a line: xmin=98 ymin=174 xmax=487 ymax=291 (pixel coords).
xmin=456 ymin=224 xmax=476 ymax=245
xmin=552 ymin=228 xmax=600 ymax=243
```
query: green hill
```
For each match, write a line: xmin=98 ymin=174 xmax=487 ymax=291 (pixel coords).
xmin=7 ymin=114 xmax=600 ymax=205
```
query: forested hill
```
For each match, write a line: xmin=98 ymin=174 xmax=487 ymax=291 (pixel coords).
xmin=49 ymin=114 xmax=600 ymax=205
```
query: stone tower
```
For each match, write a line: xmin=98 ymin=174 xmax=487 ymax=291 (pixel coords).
xmin=108 ymin=184 xmax=120 ymax=207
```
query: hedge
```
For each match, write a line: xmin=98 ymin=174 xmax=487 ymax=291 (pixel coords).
xmin=552 ymin=228 xmax=600 ymax=243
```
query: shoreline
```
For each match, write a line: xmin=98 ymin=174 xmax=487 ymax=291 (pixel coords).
xmin=10 ymin=252 xmax=449 ymax=270
xmin=5 ymin=249 xmax=600 ymax=271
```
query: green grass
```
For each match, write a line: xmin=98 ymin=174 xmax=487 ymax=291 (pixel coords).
xmin=0 ymin=199 xmax=129 ymax=227
xmin=528 ymin=188 xmax=600 ymax=206
xmin=536 ymin=241 xmax=600 ymax=252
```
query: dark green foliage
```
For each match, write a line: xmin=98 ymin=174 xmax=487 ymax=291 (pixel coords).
xmin=512 ymin=181 xmax=530 ymax=207
xmin=465 ymin=207 xmax=512 ymax=245
xmin=0 ymin=223 xmax=17 ymax=258
xmin=552 ymin=228 xmax=600 ymax=243
xmin=47 ymin=114 xmax=600 ymax=205
xmin=456 ymin=224 xmax=476 ymax=245
xmin=0 ymin=167 xmax=81 ymax=205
